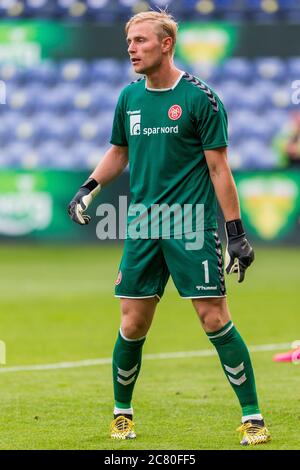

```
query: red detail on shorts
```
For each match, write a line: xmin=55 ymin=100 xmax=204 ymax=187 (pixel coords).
xmin=115 ymin=271 xmax=122 ymax=285
xmin=168 ymin=104 xmax=182 ymax=121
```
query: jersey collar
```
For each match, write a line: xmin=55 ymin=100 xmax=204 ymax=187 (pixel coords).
xmin=145 ymin=71 xmax=185 ymax=92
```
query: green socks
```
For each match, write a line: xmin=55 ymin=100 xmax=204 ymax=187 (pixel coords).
xmin=112 ymin=329 xmax=146 ymax=411
xmin=112 ymin=322 xmax=261 ymax=420
xmin=207 ymin=321 xmax=261 ymax=417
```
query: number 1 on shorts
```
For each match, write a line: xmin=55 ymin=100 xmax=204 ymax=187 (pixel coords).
xmin=202 ymin=260 xmax=210 ymax=284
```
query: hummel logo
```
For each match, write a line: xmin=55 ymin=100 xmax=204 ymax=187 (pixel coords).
xmin=196 ymin=285 xmax=217 ymax=291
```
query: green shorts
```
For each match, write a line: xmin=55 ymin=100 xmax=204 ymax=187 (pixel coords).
xmin=114 ymin=230 xmax=226 ymax=299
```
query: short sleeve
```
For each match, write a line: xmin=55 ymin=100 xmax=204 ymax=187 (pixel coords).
xmin=194 ymin=92 xmax=228 ymax=150
xmin=110 ymin=91 xmax=128 ymax=147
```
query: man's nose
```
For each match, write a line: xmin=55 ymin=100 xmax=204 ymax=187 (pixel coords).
xmin=128 ymin=42 xmax=136 ymax=54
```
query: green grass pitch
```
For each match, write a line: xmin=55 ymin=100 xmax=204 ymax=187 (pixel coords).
xmin=0 ymin=244 xmax=299 ymax=450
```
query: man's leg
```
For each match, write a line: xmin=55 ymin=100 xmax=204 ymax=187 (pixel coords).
xmin=111 ymin=297 xmax=158 ymax=439
xmin=192 ymin=296 xmax=270 ymax=445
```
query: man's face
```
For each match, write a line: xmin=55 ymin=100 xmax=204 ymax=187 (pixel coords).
xmin=127 ymin=21 xmax=168 ymax=75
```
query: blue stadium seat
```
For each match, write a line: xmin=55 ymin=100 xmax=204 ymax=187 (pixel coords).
xmin=6 ymin=84 xmax=45 ymax=113
xmin=38 ymin=83 xmax=78 ymax=112
xmin=238 ymin=139 xmax=278 ymax=169
xmin=71 ymin=141 xmax=107 ymax=169
xmin=3 ymin=142 xmax=34 ymax=168
xmin=2 ymin=112 xmax=23 ymax=144
xmin=218 ymin=80 xmax=247 ymax=110
xmin=230 ymin=110 xmax=273 ymax=143
xmin=60 ymin=60 xmax=90 ymax=84
xmin=271 ymin=83 xmax=292 ymax=109
xmin=24 ymin=62 xmax=59 ymax=86
xmin=116 ymin=0 xmax=140 ymax=19
xmin=0 ymin=0 xmax=25 ymax=18
xmin=55 ymin=0 xmax=88 ymax=20
xmin=221 ymin=58 xmax=254 ymax=82
xmin=253 ymin=79 xmax=277 ymax=101
xmin=72 ymin=84 xmax=119 ymax=112
xmin=254 ymin=57 xmax=286 ymax=82
xmin=263 ymin=109 xmax=289 ymax=133
xmin=90 ymin=59 xmax=124 ymax=85
xmin=0 ymin=64 xmax=24 ymax=84
xmin=287 ymin=57 xmax=300 ymax=80
xmin=86 ymin=0 xmax=117 ymax=22
xmin=37 ymin=141 xmax=76 ymax=169
xmin=32 ymin=112 xmax=74 ymax=144
xmin=278 ymin=0 xmax=300 ymax=9
xmin=24 ymin=0 xmax=54 ymax=17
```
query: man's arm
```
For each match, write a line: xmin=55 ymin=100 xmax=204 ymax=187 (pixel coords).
xmin=205 ymin=147 xmax=254 ymax=282
xmin=204 ymin=146 xmax=240 ymax=221
xmin=90 ymin=144 xmax=128 ymax=187
xmin=68 ymin=145 xmax=128 ymax=225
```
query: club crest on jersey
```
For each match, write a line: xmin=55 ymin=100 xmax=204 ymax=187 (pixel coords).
xmin=115 ymin=271 xmax=122 ymax=285
xmin=168 ymin=104 xmax=182 ymax=121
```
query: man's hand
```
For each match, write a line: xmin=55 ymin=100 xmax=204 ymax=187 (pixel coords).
xmin=225 ymin=219 xmax=254 ymax=283
xmin=68 ymin=178 xmax=101 ymax=225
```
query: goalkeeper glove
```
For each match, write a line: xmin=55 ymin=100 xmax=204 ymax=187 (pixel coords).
xmin=68 ymin=177 xmax=101 ymax=225
xmin=225 ymin=219 xmax=254 ymax=283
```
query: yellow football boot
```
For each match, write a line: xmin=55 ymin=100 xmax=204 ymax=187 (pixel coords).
xmin=110 ymin=415 xmax=136 ymax=440
xmin=237 ymin=420 xmax=271 ymax=446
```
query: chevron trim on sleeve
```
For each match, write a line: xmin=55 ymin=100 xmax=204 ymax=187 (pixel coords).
xmin=183 ymin=72 xmax=219 ymax=112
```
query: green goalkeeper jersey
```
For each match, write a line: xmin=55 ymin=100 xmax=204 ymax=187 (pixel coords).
xmin=110 ymin=72 xmax=228 ymax=236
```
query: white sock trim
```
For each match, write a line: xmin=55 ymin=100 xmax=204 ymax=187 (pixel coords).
xmin=119 ymin=328 xmax=146 ymax=342
xmin=242 ymin=413 xmax=263 ymax=423
xmin=114 ymin=407 xmax=133 ymax=416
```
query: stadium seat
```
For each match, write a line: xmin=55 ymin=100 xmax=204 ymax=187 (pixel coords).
xmin=55 ymin=0 xmax=88 ymax=20
xmin=31 ymin=112 xmax=74 ymax=144
xmin=38 ymin=83 xmax=78 ymax=112
xmin=24 ymin=0 xmax=54 ymax=17
xmin=90 ymin=59 xmax=124 ymax=85
xmin=86 ymin=0 xmax=117 ymax=22
xmin=3 ymin=142 xmax=34 ymax=168
xmin=0 ymin=63 xmax=24 ymax=84
xmin=23 ymin=62 xmax=59 ymax=86
xmin=271 ymin=84 xmax=292 ymax=109
xmin=254 ymin=57 xmax=286 ymax=82
xmin=37 ymin=141 xmax=74 ymax=169
xmin=238 ymin=139 xmax=278 ymax=169
xmin=221 ymin=58 xmax=254 ymax=83
xmin=60 ymin=60 xmax=90 ymax=84
xmin=287 ymin=57 xmax=300 ymax=80
xmin=6 ymin=84 xmax=45 ymax=113
xmin=71 ymin=141 xmax=107 ymax=169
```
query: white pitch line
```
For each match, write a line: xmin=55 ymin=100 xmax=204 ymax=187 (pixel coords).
xmin=0 ymin=342 xmax=292 ymax=374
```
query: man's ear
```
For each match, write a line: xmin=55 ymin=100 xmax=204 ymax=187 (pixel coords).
xmin=162 ymin=36 xmax=173 ymax=54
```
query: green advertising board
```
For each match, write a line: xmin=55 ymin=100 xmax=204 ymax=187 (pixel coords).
xmin=0 ymin=21 xmax=299 ymax=65
xmin=0 ymin=170 xmax=130 ymax=242
xmin=235 ymin=171 xmax=300 ymax=242
xmin=176 ymin=22 xmax=237 ymax=65
xmin=0 ymin=170 xmax=299 ymax=244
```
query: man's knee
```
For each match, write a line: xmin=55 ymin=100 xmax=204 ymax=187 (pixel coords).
xmin=120 ymin=298 xmax=157 ymax=339
xmin=192 ymin=297 xmax=230 ymax=332
xmin=121 ymin=316 xmax=148 ymax=339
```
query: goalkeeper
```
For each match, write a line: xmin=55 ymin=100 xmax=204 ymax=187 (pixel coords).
xmin=68 ymin=10 xmax=270 ymax=446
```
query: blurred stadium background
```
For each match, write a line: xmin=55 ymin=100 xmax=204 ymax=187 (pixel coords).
xmin=0 ymin=0 xmax=300 ymax=450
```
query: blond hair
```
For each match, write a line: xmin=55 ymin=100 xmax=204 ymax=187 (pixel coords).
xmin=125 ymin=11 xmax=178 ymax=55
